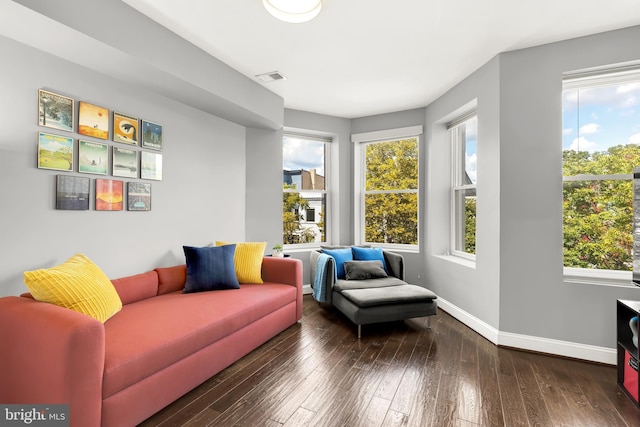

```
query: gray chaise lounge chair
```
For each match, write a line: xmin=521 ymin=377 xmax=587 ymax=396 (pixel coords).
xmin=310 ymin=248 xmax=437 ymax=338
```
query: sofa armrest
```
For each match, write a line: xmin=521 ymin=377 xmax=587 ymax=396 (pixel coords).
xmin=261 ymin=257 xmax=303 ymax=320
xmin=383 ymin=250 xmax=405 ymax=280
xmin=0 ymin=296 xmax=105 ymax=427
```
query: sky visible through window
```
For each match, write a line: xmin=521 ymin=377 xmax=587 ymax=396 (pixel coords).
xmin=562 ymin=82 xmax=640 ymax=157
xmin=465 ymin=117 xmax=478 ymax=185
xmin=283 ymin=135 xmax=324 ymax=175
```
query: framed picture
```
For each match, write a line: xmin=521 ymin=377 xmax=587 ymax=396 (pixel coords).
xmin=38 ymin=132 xmax=74 ymax=171
xmin=56 ymin=175 xmax=89 ymax=210
xmin=113 ymin=111 xmax=138 ymax=145
xmin=38 ymin=89 xmax=74 ymax=132
xmin=141 ymin=151 xmax=162 ymax=180
xmin=112 ymin=146 xmax=138 ymax=178
xmin=78 ymin=102 xmax=109 ymax=140
xmin=127 ymin=182 xmax=151 ymax=211
xmin=95 ymin=179 xmax=123 ymax=211
xmin=141 ymin=120 xmax=163 ymax=150
xmin=78 ymin=140 xmax=108 ymax=175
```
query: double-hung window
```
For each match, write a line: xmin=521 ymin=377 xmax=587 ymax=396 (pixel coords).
xmin=562 ymin=64 xmax=640 ymax=279
xmin=449 ymin=113 xmax=477 ymax=258
xmin=282 ymin=133 xmax=329 ymax=246
xmin=353 ymin=127 xmax=420 ymax=247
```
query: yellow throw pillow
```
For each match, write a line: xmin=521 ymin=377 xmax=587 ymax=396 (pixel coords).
xmin=23 ymin=253 xmax=122 ymax=323
xmin=216 ymin=241 xmax=266 ymax=283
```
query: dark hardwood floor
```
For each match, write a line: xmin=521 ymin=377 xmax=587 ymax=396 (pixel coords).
xmin=139 ymin=295 xmax=640 ymax=426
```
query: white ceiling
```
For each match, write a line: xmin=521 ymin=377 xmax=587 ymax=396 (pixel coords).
xmin=123 ymin=0 xmax=640 ymax=119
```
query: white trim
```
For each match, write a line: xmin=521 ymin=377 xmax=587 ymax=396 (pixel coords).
xmin=437 ymin=297 xmax=499 ymax=343
xmin=351 ymin=125 xmax=423 ymax=143
xmin=437 ymin=296 xmax=616 ymax=365
xmin=353 ymin=133 xmax=420 ymax=247
xmin=498 ymin=331 xmax=616 ymax=365
xmin=563 ymin=60 xmax=640 ymax=90
xmin=434 ymin=254 xmax=476 ymax=269
xmin=563 ymin=173 xmax=631 ymax=182
xmin=302 ymin=284 xmax=312 ymax=295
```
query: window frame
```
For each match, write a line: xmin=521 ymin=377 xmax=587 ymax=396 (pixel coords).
xmin=448 ymin=113 xmax=477 ymax=261
xmin=282 ymin=132 xmax=331 ymax=249
xmin=561 ymin=62 xmax=640 ymax=283
xmin=352 ymin=126 xmax=422 ymax=250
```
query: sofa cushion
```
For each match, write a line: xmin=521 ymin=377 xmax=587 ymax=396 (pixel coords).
xmin=334 ymin=276 xmax=406 ymax=292
xmin=155 ymin=265 xmax=186 ymax=295
xmin=111 ymin=271 xmax=158 ymax=305
xmin=183 ymin=244 xmax=239 ymax=293
xmin=102 ymin=283 xmax=296 ymax=398
xmin=340 ymin=284 xmax=437 ymax=308
xmin=344 ymin=261 xmax=388 ymax=280
xmin=23 ymin=253 xmax=122 ymax=323
xmin=216 ymin=241 xmax=266 ymax=283
xmin=321 ymin=247 xmax=353 ymax=279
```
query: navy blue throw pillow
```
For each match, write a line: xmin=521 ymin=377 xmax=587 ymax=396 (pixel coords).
xmin=182 ymin=244 xmax=239 ymax=293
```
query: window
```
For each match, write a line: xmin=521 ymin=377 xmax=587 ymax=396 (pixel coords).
xmin=282 ymin=133 xmax=329 ymax=245
xmin=449 ymin=114 xmax=477 ymax=257
xmin=352 ymin=134 xmax=418 ymax=247
xmin=562 ymin=64 xmax=640 ymax=275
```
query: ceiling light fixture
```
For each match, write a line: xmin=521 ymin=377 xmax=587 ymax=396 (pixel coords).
xmin=262 ymin=0 xmax=323 ymax=23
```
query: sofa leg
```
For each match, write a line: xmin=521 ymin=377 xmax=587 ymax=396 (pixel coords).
xmin=357 ymin=324 xmax=362 ymax=339
xmin=426 ymin=317 xmax=431 ymax=329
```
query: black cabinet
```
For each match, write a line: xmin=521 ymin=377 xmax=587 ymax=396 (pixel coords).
xmin=617 ymin=299 xmax=640 ymax=407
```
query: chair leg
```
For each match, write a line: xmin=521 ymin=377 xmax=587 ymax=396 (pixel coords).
xmin=357 ymin=324 xmax=362 ymax=339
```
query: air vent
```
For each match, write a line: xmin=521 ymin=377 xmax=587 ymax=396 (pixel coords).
xmin=255 ymin=71 xmax=286 ymax=83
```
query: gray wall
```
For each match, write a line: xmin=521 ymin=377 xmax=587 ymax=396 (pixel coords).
xmin=245 ymin=127 xmax=283 ymax=248
xmin=424 ymin=56 xmax=502 ymax=330
xmin=497 ymin=26 xmax=640 ymax=347
xmin=0 ymin=34 xmax=269 ymax=297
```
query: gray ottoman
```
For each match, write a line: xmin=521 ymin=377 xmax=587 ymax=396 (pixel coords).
xmin=332 ymin=284 xmax=438 ymax=338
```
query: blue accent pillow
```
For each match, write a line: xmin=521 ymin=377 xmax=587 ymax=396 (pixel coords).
xmin=182 ymin=244 xmax=240 ymax=293
xmin=321 ymin=247 xmax=353 ymax=279
xmin=351 ymin=246 xmax=387 ymax=272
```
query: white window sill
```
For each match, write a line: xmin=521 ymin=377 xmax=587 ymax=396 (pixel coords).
xmin=434 ymin=254 xmax=476 ymax=269
xmin=563 ymin=268 xmax=635 ymax=288
xmin=379 ymin=245 xmax=419 ymax=254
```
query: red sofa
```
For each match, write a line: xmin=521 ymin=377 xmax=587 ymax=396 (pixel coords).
xmin=0 ymin=257 xmax=302 ymax=427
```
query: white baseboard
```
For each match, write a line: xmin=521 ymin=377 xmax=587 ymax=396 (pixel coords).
xmin=303 ymin=284 xmax=312 ymax=295
xmin=436 ymin=297 xmax=616 ymax=365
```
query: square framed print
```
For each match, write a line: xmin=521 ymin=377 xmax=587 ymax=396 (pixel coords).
xmin=78 ymin=101 xmax=109 ymax=140
xmin=141 ymin=151 xmax=162 ymax=180
xmin=38 ymin=132 xmax=74 ymax=171
xmin=112 ymin=146 xmax=138 ymax=178
xmin=127 ymin=182 xmax=151 ymax=211
xmin=113 ymin=111 xmax=138 ymax=145
xmin=141 ymin=120 xmax=163 ymax=150
xmin=95 ymin=179 xmax=123 ymax=211
xmin=78 ymin=140 xmax=108 ymax=175
xmin=38 ymin=89 xmax=74 ymax=132
xmin=56 ymin=175 xmax=89 ymax=210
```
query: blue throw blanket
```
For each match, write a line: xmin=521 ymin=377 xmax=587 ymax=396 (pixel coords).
xmin=313 ymin=253 xmax=335 ymax=303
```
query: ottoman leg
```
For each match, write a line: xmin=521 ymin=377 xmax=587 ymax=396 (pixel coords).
xmin=358 ymin=324 xmax=362 ymax=339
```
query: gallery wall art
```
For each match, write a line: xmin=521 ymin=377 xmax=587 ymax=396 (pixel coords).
xmin=36 ymin=88 xmax=163 ymax=211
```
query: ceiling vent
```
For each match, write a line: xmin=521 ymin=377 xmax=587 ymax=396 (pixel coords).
xmin=256 ymin=71 xmax=287 ymax=83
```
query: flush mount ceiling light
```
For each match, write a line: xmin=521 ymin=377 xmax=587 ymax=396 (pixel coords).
xmin=262 ymin=0 xmax=323 ymax=23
